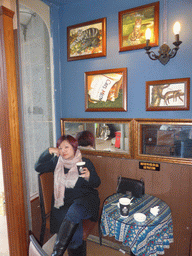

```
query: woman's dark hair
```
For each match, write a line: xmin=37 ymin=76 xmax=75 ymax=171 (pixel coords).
xmin=76 ymin=130 xmax=95 ymax=147
xmin=56 ymin=135 xmax=78 ymax=153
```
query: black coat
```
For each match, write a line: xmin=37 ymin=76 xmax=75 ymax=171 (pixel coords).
xmin=35 ymin=149 xmax=101 ymax=233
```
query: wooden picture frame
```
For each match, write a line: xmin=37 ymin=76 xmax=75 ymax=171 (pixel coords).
xmin=67 ymin=17 xmax=106 ymax=61
xmin=119 ymin=2 xmax=159 ymax=52
xmin=146 ymin=78 xmax=190 ymax=111
xmin=85 ymin=68 xmax=127 ymax=112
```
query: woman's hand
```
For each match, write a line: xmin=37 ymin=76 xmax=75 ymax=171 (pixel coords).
xmin=49 ymin=147 xmax=60 ymax=157
xmin=80 ymin=167 xmax=90 ymax=181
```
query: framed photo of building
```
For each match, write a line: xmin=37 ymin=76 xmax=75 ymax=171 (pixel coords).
xmin=119 ymin=2 xmax=159 ymax=52
xmin=67 ymin=18 xmax=106 ymax=61
xmin=85 ymin=68 xmax=127 ymax=112
xmin=146 ymin=78 xmax=190 ymax=111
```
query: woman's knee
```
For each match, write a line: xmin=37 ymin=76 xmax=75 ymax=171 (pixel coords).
xmin=65 ymin=204 xmax=84 ymax=223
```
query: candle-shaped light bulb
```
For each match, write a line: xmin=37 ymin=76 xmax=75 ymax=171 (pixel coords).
xmin=173 ymin=21 xmax=181 ymax=42
xmin=145 ymin=28 xmax=151 ymax=47
xmin=173 ymin=21 xmax=181 ymax=35
xmin=145 ymin=28 xmax=151 ymax=40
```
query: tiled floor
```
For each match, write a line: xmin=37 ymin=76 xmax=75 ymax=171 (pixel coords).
xmin=43 ymin=234 xmax=130 ymax=256
xmin=64 ymin=239 xmax=130 ymax=256
xmin=86 ymin=241 xmax=130 ymax=256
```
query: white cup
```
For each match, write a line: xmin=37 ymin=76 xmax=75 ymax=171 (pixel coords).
xmin=76 ymin=161 xmax=85 ymax=175
xmin=119 ymin=198 xmax=131 ymax=217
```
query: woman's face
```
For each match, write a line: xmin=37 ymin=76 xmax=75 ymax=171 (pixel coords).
xmin=58 ymin=140 xmax=75 ymax=160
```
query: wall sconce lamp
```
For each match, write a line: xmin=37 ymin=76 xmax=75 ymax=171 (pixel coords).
xmin=144 ymin=22 xmax=182 ymax=65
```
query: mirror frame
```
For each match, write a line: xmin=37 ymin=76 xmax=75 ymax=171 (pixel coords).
xmin=60 ymin=118 xmax=133 ymax=159
xmin=134 ymin=118 xmax=192 ymax=165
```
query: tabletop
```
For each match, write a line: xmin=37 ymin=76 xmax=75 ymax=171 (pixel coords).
xmin=100 ymin=193 xmax=174 ymax=256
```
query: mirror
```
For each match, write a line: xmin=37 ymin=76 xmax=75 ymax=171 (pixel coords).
xmin=61 ymin=118 xmax=133 ymax=158
xmin=135 ymin=119 xmax=192 ymax=165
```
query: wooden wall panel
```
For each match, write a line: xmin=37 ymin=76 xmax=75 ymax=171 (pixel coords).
xmin=31 ymin=196 xmax=52 ymax=244
xmin=120 ymin=159 xmax=137 ymax=178
xmin=87 ymin=155 xmax=121 ymax=206
xmin=31 ymin=197 xmax=41 ymax=241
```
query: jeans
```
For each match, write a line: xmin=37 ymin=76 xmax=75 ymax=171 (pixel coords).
xmin=64 ymin=202 xmax=91 ymax=249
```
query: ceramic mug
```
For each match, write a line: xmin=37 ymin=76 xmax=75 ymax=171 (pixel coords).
xmin=119 ymin=197 xmax=131 ymax=217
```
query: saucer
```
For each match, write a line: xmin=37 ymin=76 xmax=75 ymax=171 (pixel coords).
xmin=134 ymin=213 xmax=146 ymax=222
xmin=120 ymin=214 xmax=128 ymax=218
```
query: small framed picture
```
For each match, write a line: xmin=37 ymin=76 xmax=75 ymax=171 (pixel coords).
xmin=67 ymin=18 xmax=106 ymax=61
xmin=85 ymin=68 xmax=127 ymax=112
xmin=146 ymin=78 xmax=190 ymax=111
xmin=119 ymin=2 xmax=159 ymax=52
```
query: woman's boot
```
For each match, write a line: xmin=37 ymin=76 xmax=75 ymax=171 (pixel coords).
xmin=51 ymin=219 xmax=78 ymax=256
xmin=67 ymin=240 xmax=86 ymax=256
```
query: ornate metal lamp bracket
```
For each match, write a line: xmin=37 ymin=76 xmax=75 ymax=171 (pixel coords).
xmin=144 ymin=41 xmax=182 ymax=65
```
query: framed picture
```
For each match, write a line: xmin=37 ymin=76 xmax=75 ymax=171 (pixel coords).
xmin=146 ymin=78 xmax=190 ymax=111
xmin=85 ymin=68 xmax=127 ymax=112
xmin=67 ymin=17 xmax=106 ymax=61
xmin=119 ymin=2 xmax=159 ymax=52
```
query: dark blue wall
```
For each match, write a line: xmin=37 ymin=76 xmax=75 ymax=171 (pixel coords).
xmin=45 ymin=0 xmax=192 ymax=138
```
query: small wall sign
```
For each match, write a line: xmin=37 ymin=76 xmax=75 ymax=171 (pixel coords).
xmin=139 ymin=161 xmax=160 ymax=171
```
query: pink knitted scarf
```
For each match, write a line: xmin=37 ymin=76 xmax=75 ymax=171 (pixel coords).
xmin=54 ymin=149 xmax=82 ymax=209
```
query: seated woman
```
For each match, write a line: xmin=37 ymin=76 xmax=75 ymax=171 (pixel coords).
xmin=76 ymin=130 xmax=95 ymax=150
xmin=35 ymin=135 xmax=101 ymax=256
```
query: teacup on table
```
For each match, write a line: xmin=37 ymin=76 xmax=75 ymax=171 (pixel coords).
xmin=76 ymin=161 xmax=85 ymax=175
xmin=119 ymin=197 xmax=131 ymax=217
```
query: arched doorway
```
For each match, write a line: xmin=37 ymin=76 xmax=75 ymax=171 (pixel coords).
xmin=18 ymin=0 xmax=55 ymax=234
